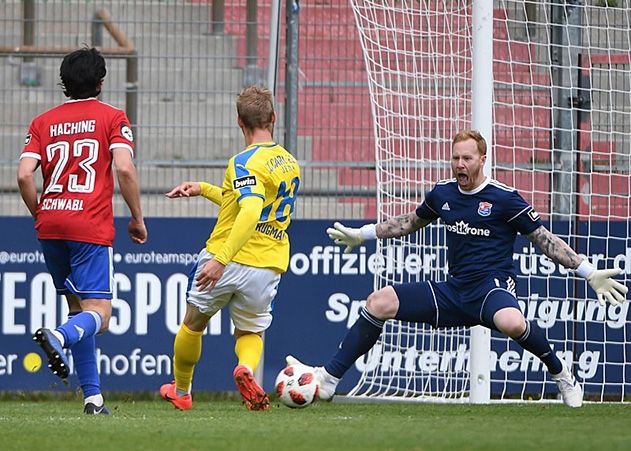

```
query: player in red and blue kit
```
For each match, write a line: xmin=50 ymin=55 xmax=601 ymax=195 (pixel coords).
xmin=288 ymin=129 xmax=627 ymax=408
xmin=17 ymin=47 xmax=147 ymax=414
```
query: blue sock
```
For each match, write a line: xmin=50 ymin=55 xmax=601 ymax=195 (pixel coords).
xmin=515 ymin=321 xmax=563 ymax=374
xmin=56 ymin=310 xmax=101 ymax=348
xmin=325 ymin=307 xmax=384 ymax=378
xmin=67 ymin=313 xmax=101 ymax=398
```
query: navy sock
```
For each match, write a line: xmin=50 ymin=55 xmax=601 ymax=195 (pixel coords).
xmin=515 ymin=320 xmax=563 ymax=374
xmin=57 ymin=310 xmax=101 ymax=348
xmin=325 ymin=307 xmax=384 ymax=378
xmin=67 ymin=313 xmax=101 ymax=398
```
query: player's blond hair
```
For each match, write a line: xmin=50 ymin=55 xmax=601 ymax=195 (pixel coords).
xmin=237 ymin=86 xmax=275 ymax=133
xmin=452 ymin=129 xmax=487 ymax=156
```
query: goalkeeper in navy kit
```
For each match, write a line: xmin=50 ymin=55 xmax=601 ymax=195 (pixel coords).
xmin=288 ymin=129 xmax=627 ymax=407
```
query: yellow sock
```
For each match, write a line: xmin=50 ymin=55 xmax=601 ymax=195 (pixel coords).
xmin=173 ymin=324 xmax=203 ymax=393
xmin=234 ymin=333 xmax=263 ymax=373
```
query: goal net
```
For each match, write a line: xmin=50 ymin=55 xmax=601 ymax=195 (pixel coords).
xmin=347 ymin=0 xmax=631 ymax=402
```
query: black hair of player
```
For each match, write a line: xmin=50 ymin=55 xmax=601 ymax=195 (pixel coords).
xmin=59 ymin=47 xmax=107 ymax=99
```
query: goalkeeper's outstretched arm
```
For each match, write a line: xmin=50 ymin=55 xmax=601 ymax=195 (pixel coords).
xmin=525 ymin=225 xmax=582 ymax=269
xmin=526 ymin=225 xmax=628 ymax=305
xmin=376 ymin=211 xmax=432 ymax=238
xmin=327 ymin=211 xmax=431 ymax=253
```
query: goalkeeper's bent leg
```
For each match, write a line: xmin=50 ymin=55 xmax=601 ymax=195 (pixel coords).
xmin=173 ymin=324 xmax=203 ymax=395
xmin=325 ymin=307 xmax=384 ymax=378
xmin=515 ymin=320 xmax=563 ymax=374
xmin=492 ymin=302 xmax=564 ymax=375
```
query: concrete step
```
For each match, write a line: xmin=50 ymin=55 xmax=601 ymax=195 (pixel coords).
xmin=0 ymin=164 xmax=42 ymax=191
xmin=0 ymin=113 xmax=304 ymax=162
xmin=0 ymin=88 xmax=282 ymax=110
xmin=0 ymin=130 xmax=32 ymax=161
xmin=0 ymin=89 xmax=236 ymax=113
xmin=0 ymin=68 xmax=68 ymax=102
xmin=0 ymin=129 xmax=238 ymax=160
xmin=135 ymin=164 xmax=337 ymax=194
xmin=136 ymin=133 xmax=249 ymax=161
xmin=135 ymin=133 xmax=311 ymax=161
xmin=0 ymin=193 xmax=366 ymax=220
xmin=0 ymin=57 xmax=244 ymax=93
xmin=1 ymin=142 xmax=330 ymax=193
xmin=1 ymin=1 xmax=213 ymax=35
xmin=136 ymin=99 xmax=285 ymax=128
xmin=128 ymin=34 xmax=237 ymax=59
xmin=136 ymin=66 xmax=244 ymax=94
xmin=0 ymin=197 xmax=34 ymax=217
xmin=116 ymin=195 xmax=367 ymax=220
xmin=0 ymin=160 xmax=360 ymax=200
xmin=0 ymin=94 xmax=279 ymax=131
xmin=2 ymin=32 xmax=238 ymax=60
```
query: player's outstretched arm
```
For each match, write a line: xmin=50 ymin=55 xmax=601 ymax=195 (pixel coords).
xmin=327 ymin=211 xmax=431 ymax=254
xmin=166 ymin=181 xmax=201 ymax=198
xmin=113 ymin=147 xmax=147 ymax=244
xmin=166 ymin=181 xmax=222 ymax=205
xmin=526 ymin=225 xmax=628 ymax=305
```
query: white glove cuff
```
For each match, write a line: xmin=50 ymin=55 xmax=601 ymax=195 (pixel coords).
xmin=359 ymin=223 xmax=377 ymax=241
xmin=576 ymin=260 xmax=596 ymax=279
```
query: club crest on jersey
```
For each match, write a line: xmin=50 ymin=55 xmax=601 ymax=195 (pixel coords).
xmin=234 ymin=175 xmax=257 ymax=189
xmin=24 ymin=134 xmax=31 ymax=145
xmin=120 ymin=124 xmax=134 ymax=142
xmin=478 ymin=201 xmax=493 ymax=217
xmin=528 ymin=209 xmax=540 ymax=221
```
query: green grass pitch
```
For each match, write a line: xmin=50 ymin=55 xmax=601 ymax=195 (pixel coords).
xmin=0 ymin=397 xmax=630 ymax=450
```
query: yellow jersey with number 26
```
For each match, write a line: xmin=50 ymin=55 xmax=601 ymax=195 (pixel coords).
xmin=206 ymin=142 xmax=300 ymax=273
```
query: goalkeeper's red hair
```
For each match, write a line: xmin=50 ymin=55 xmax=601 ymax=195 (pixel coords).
xmin=452 ymin=129 xmax=487 ymax=156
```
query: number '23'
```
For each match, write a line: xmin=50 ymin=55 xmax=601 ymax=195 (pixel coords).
xmin=44 ymin=139 xmax=99 ymax=194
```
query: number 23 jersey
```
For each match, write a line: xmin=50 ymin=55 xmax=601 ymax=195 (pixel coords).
xmin=206 ymin=142 xmax=301 ymax=273
xmin=21 ymin=98 xmax=134 ymax=246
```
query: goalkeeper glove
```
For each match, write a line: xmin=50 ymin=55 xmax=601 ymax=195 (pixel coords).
xmin=326 ymin=221 xmax=377 ymax=254
xmin=576 ymin=260 xmax=628 ymax=306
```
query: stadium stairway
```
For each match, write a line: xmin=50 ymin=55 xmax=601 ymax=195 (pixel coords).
xmin=2 ymin=1 xmax=628 ymax=219
xmin=0 ymin=1 xmax=367 ymax=219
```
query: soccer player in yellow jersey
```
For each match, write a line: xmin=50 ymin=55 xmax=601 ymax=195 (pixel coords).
xmin=159 ymin=86 xmax=300 ymax=411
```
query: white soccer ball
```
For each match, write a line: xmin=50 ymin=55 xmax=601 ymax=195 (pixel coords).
xmin=275 ymin=364 xmax=319 ymax=408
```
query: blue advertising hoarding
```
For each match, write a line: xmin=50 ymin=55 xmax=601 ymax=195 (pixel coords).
xmin=0 ymin=217 xmax=629 ymax=397
xmin=0 ymin=217 xmax=374 ymax=394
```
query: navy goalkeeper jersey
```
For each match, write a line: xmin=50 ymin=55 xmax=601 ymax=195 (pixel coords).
xmin=416 ymin=177 xmax=542 ymax=282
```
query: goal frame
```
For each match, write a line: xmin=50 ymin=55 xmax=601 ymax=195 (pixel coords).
xmin=344 ymin=0 xmax=631 ymax=404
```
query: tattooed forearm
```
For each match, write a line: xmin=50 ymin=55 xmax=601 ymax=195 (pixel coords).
xmin=376 ymin=212 xmax=431 ymax=239
xmin=526 ymin=225 xmax=583 ymax=269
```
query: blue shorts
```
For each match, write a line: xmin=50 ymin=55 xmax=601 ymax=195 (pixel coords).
xmin=393 ymin=273 xmax=520 ymax=330
xmin=39 ymin=240 xmax=113 ymax=300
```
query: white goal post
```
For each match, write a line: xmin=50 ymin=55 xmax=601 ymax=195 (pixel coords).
xmin=346 ymin=0 xmax=631 ymax=403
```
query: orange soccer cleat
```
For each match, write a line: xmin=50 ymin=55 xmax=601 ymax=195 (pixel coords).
xmin=233 ymin=365 xmax=270 ymax=411
xmin=159 ymin=381 xmax=193 ymax=411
